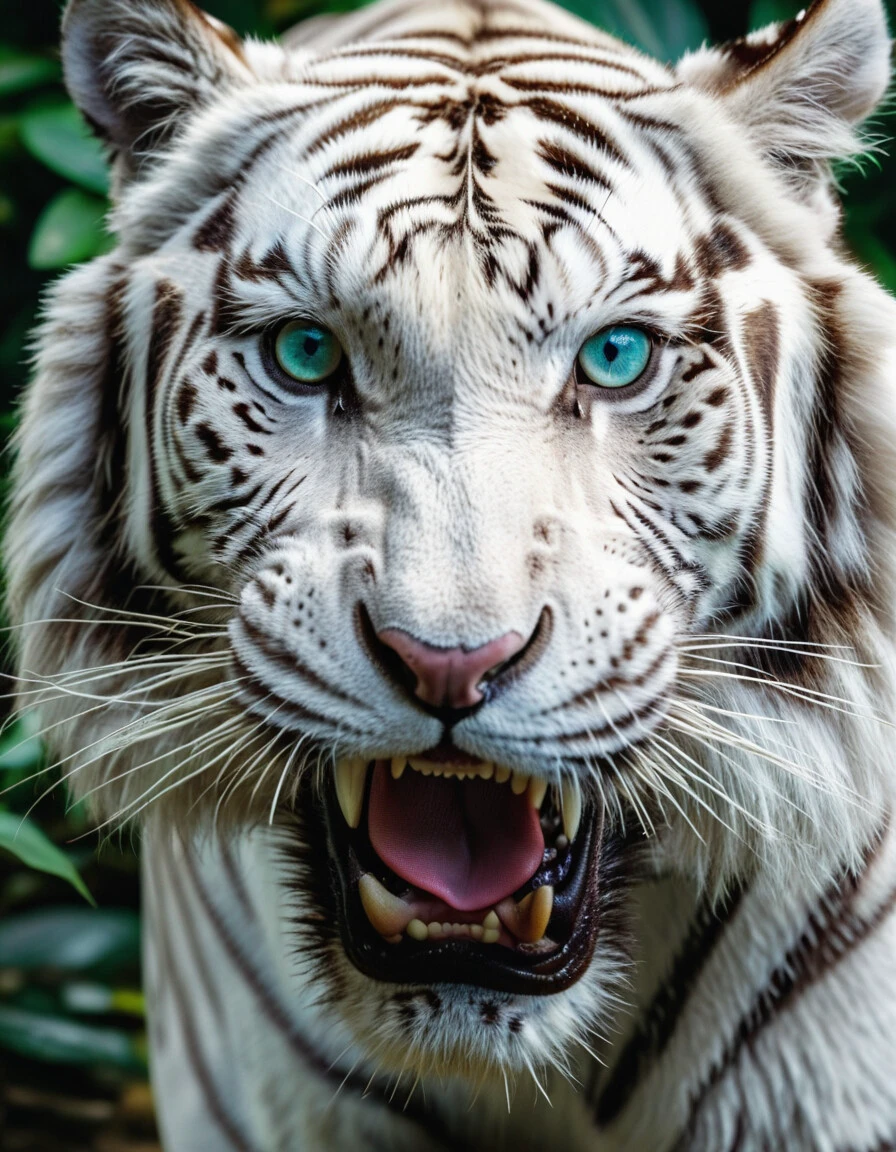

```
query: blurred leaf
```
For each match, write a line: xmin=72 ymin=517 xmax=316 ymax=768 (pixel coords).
xmin=0 ymin=45 xmax=59 ymax=97
xmin=28 ymin=187 xmax=109 ymax=270
xmin=0 ymin=812 xmax=94 ymax=904
xmin=62 ymin=983 xmax=146 ymax=1018
xmin=848 ymin=229 xmax=896 ymax=297
xmin=0 ymin=113 xmax=20 ymax=157
xmin=0 ymin=1004 xmax=145 ymax=1073
xmin=0 ymin=908 xmax=139 ymax=974
xmin=748 ymin=0 xmax=799 ymax=28
xmin=20 ymin=102 xmax=110 ymax=195
xmin=560 ymin=0 xmax=708 ymax=59
xmin=0 ymin=714 xmax=45 ymax=775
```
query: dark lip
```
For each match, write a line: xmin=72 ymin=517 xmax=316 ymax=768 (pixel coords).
xmin=320 ymin=767 xmax=609 ymax=996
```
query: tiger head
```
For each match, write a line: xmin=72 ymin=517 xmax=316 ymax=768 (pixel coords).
xmin=9 ymin=0 xmax=896 ymax=1085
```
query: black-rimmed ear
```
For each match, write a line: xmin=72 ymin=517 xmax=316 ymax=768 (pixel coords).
xmin=678 ymin=0 xmax=891 ymax=196
xmin=62 ymin=0 xmax=251 ymax=177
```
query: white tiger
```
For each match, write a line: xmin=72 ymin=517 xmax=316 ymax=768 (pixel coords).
xmin=7 ymin=0 xmax=896 ymax=1147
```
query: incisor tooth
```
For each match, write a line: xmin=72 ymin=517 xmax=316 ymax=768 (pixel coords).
xmin=480 ymin=762 xmax=495 ymax=780
xmin=528 ymin=777 xmax=548 ymax=811
xmin=511 ymin=772 xmax=529 ymax=796
xmin=407 ymin=919 xmax=428 ymax=941
xmin=561 ymin=780 xmax=582 ymax=843
xmin=391 ymin=758 xmax=406 ymax=780
xmin=495 ymin=765 xmax=511 ymax=784
xmin=358 ymin=874 xmax=412 ymax=938
xmin=335 ymin=759 xmax=367 ymax=828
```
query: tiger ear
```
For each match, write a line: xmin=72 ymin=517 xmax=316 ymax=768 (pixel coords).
xmin=62 ymin=0 xmax=251 ymax=174
xmin=678 ymin=0 xmax=891 ymax=193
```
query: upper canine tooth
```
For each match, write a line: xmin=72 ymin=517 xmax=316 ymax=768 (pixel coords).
xmin=528 ymin=777 xmax=548 ymax=810
xmin=358 ymin=874 xmax=413 ymax=937
xmin=511 ymin=771 xmax=529 ymax=796
xmin=495 ymin=765 xmax=511 ymax=784
xmin=561 ymin=780 xmax=582 ymax=843
xmin=335 ymin=759 xmax=367 ymax=828
xmin=391 ymin=758 xmax=406 ymax=780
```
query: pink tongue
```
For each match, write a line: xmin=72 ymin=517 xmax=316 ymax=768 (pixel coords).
xmin=368 ymin=762 xmax=545 ymax=912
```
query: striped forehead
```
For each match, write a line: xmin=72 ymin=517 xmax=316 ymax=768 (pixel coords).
xmin=227 ymin=54 xmax=696 ymax=323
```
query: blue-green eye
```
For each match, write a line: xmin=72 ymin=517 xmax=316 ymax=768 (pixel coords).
xmin=578 ymin=326 xmax=652 ymax=389
xmin=274 ymin=321 xmax=343 ymax=385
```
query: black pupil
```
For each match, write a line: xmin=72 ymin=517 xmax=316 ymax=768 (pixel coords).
xmin=303 ymin=335 xmax=321 ymax=358
xmin=604 ymin=340 xmax=619 ymax=364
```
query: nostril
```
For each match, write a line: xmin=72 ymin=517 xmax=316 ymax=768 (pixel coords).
xmin=376 ymin=629 xmax=526 ymax=711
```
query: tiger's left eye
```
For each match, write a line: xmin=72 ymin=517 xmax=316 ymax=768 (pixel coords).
xmin=578 ymin=326 xmax=652 ymax=389
xmin=274 ymin=321 xmax=343 ymax=384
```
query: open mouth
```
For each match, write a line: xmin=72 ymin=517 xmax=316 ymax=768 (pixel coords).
xmin=322 ymin=751 xmax=609 ymax=995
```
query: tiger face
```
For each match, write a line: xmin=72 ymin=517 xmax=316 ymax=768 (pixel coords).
xmin=11 ymin=0 xmax=895 ymax=1086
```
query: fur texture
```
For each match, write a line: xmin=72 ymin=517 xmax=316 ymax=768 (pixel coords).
xmin=7 ymin=0 xmax=896 ymax=1147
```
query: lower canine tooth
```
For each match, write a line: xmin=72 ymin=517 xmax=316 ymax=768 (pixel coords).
xmin=516 ymin=885 xmax=554 ymax=943
xmin=561 ymin=781 xmax=582 ymax=842
xmin=483 ymin=910 xmax=500 ymax=931
xmin=359 ymin=874 xmax=413 ymax=938
xmin=335 ymin=758 xmax=367 ymax=828
xmin=483 ymin=928 xmax=500 ymax=944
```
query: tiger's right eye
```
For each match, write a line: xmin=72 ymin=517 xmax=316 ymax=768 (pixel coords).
xmin=274 ymin=321 xmax=343 ymax=385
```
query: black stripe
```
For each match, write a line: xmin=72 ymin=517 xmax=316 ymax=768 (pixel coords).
xmin=156 ymin=854 xmax=258 ymax=1151
xmin=678 ymin=839 xmax=896 ymax=1146
xmin=594 ymin=883 xmax=746 ymax=1124
xmin=180 ymin=843 xmax=460 ymax=1149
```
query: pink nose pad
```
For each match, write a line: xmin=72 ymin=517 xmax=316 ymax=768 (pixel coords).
xmin=377 ymin=630 xmax=526 ymax=710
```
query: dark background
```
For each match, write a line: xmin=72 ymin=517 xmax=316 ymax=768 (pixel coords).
xmin=0 ymin=0 xmax=893 ymax=1147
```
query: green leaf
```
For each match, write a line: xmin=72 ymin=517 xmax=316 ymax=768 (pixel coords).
xmin=0 ymin=714 xmax=45 ymax=775
xmin=20 ymin=102 xmax=110 ymax=196
xmin=0 ymin=46 xmax=59 ymax=97
xmin=0 ymin=811 xmax=94 ymax=904
xmin=559 ymin=0 xmax=708 ymax=60
xmin=0 ymin=1004 xmax=145 ymax=1073
xmin=0 ymin=909 xmax=140 ymax=975
xmin=28 ymin=188 xmax=110 ymax=270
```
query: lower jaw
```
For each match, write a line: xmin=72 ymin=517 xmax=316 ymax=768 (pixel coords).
xmin=321 ymin=768 xmax=613 ymax=997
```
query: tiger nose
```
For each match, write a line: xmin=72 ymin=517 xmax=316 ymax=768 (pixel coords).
xmin=376 ymin=629 xmax=526 ymax=710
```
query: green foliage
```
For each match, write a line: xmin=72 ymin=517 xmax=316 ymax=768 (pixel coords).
xmin=28 ymin=187 xmax=109 ymax=269
xmin=563 ymin=0 xmax=708 ymax=58
xmin=20 ymin=102 xmax=110 ymax=195
xmin=0 ymin=811 xmax=94 ymax=904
